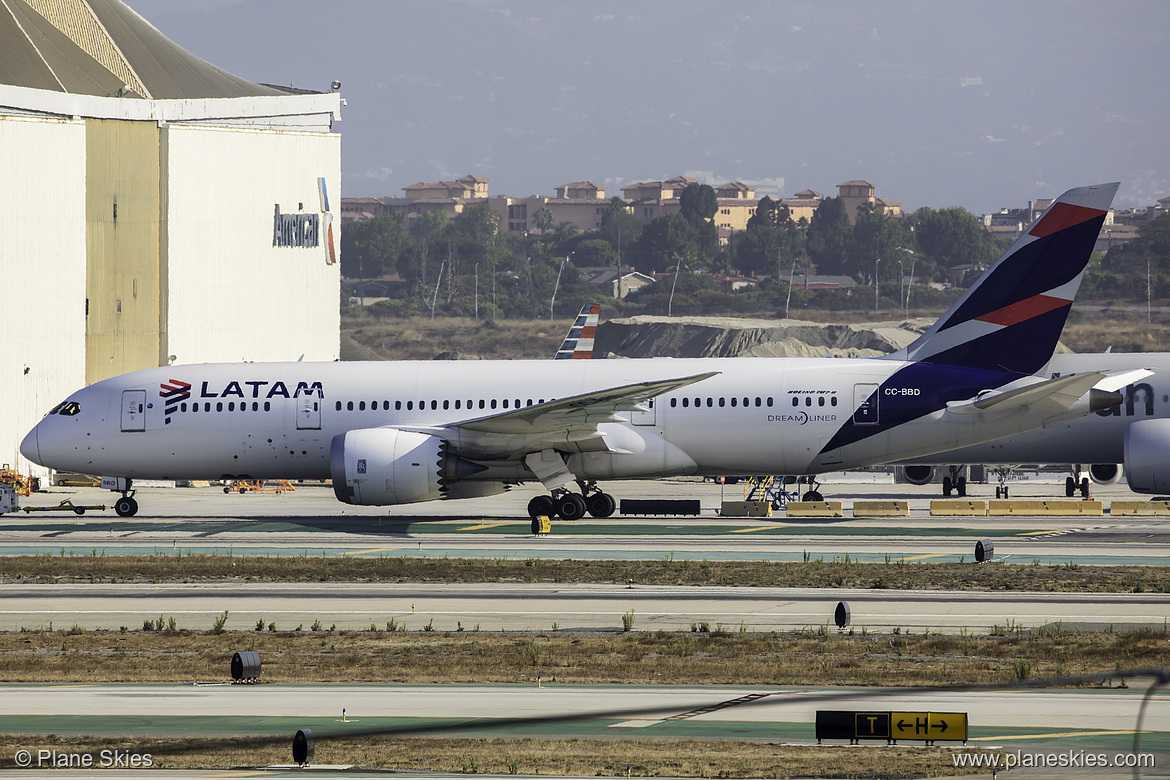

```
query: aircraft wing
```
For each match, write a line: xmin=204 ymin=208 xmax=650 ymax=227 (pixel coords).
xmin=944 ymin=369 xmax=1153 ymax=417
xmin=401 ymin=372 xmax=718 ymax=458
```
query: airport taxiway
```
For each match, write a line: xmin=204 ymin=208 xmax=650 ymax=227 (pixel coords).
xmin=2 ymin=581 xmax=1168 ymax=633
xmin=2 ymin=479 xmax=1170 ymax=566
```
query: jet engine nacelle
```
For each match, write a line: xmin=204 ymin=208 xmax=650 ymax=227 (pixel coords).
xmin=1088 ymin=463 xmax=1123 ymax=485
xmin=330 ymin=428 xmax=444 ymax=506
xmin=902 ymin=465 xmax=935 ymax=486
xmin=1124 ymin=419 xmax=1170 ymax=494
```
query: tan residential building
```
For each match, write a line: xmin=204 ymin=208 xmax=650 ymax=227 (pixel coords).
xmin=402 ymin=175 xmax=490 ymax=200
xmin=715 ymin=181 xmax=757 ymax=232
xmin=779 ymin=189 xmax=822 ymax=223
xmin=621 ymin=175 xmax=696 ymax=220
xmin=837 ymin=180 xmax=876 ymax=224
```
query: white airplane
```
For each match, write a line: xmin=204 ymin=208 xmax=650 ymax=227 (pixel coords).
xmin=901 ymin=351 xmax=1170 ymax=497
xmin=22 ymin=183 xmax=1140 ymax=520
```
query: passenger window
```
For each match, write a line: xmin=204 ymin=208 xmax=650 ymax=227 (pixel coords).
xmin=181 ymin=402 xmax=188 ymax=412
xmin=491 ymin=399 xmax=497 ymax=409
xmin=335 ymin=401 xmax=342 ymax=411
xmin=682 ymin=398 xmax=689 ymax=408
xmin=454 ymin=400 xmax=461 ymax=410
xmin=407 ymin=401 xmax=413 ymax=411
xmin=205 ymin=403 xmax=211 ymax=412
xmin=766 ymin=397 xmax=773 ymax=407
xmin=347 ymin=401 xmax=354 ymax=411
xmin=252 ymin=402 xmax=259 ymax=411
xmin=818 ymin=397 xmax=825 ymax=407
xmin=805 ymin=397 xmax=812 ymax=407
xmin=479 ymin=400 xmax=486 ymax=409
xmin=718 ymin=397 xmax=725 ymax=407
xmin=503 ymin=399 xmax=510 ymax=409
xmin=670 ymin=398 xmax=677 ymax=407
xmin=831 ymin=397 xmax=838 ymax=406
xmin=792 ymin=397 xmax=798 ymax=407
xmin=228 ymin=402 xmax=235 ymax=411
xmin=359 ymin=401 xmax=366 ymax=411
xmin=706 ymin=398 xmax=713 ymax=407
xmin=395 ymin=401 xmax=401 ymax=410
xmin=755 ymin=397 xmax=761 ymax=407
xmin=263 ymin=401 xmax=271 ymax=412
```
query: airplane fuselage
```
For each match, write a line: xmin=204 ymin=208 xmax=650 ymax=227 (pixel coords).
xmin=24 ymin=356 xmax=1053 ymax=488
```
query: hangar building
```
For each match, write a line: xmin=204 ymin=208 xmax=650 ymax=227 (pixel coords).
xmin=0 ymin=0 xmax=342 ymax=477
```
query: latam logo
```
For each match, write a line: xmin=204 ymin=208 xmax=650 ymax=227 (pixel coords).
xmin=159 ymin=380 xmax=192 ymax=425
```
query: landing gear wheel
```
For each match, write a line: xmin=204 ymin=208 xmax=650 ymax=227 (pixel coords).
xmin=554 ymin=493 xmax=587 ymax=521
xmin=1080 ymin=477 xmax=1090 ymax=498
xmin=802 ymin=490 xmax=823 ymax=502
xmin=942 ymin=476 xmax=953 ymax=496
xmin=956 ymin=476 xmax=967 ymax=498
xmin=1066 ymin=476 xmax=1076 ymax=497
xmin=114 ymin=496 xmax=138 ymax=517
xmin=527 ymin=495 xmax=554 ymax=519
xmin=586 ymin=492 xmax=617 ymax=518
xmin=74 ymin=507 xmax=85 ymax=515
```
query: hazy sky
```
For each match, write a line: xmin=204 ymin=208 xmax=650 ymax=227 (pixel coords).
xmin=127 ymin=0 xmax=1169 ymax=214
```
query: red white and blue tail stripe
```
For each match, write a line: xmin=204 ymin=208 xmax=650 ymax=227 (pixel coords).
xmin=554 ymin=303 xmax=601 ymax=360
xmin=888 ymin=182 xmax=1119 ymax=375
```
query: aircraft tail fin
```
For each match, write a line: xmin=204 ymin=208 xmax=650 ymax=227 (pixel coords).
xmin=889 ymin=182 xmax=1119 ymax=375
xmin=554 ymin=303 xmax=601 ymax=360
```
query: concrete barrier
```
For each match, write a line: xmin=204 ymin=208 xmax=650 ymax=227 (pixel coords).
xmin=988 ymin=499 xmax=1103 ymax=516
xmin=929 ymin=501 xmax=987 ymax=516
xmin=786 ymin=501 xmax=844 ymax=518
xmin=852 ymin=500 xmax=909 ymax=517
xmin=1110 ymin=500 xmax=1170 ymax=516
xmin=720 ymin=500 xmax=772 ymax=517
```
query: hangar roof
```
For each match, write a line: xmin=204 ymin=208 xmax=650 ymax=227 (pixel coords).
xmin=0 ymin=0 xmax=288 ymax=99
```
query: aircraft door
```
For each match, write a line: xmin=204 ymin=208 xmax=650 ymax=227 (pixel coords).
xmin=630 ymin=398 xmax=657 ymax=426
xmin=853 ymin=384 xmax=879 ymax=425
xmin=297 ymin=396 xmax=322 ymax=430
xmin=121 ymin=389 xmax=146 ymax=432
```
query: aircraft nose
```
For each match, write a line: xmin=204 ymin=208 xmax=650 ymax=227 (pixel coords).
xmin=20 ymin=424 xmax=40 ymax=465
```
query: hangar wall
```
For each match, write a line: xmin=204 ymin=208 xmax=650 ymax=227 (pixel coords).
xmin=85 ymin=118 xmax=164 ymax=384
xmin=163 ymin=125 xmax=341 ymax=365
xmin=0 ymin=116 xmax=88 ymax=474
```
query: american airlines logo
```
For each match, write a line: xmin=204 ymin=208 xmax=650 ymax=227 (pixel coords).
xmin=160 ymin=380 xmax=192 ymax=425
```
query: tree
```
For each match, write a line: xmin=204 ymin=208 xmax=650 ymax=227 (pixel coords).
xmin=679 ymin=183 xmax=717 ymax=227
xmin=630 ymin=213 xmax=698 ymax=273
xmin=531 ymin=205 xmax=555 ymax=235
xmin=339 ymin=214 xmax=411 ymax=279
xmin=912 ymin=206 xmax=1000 ymax=275
xmin=598 ymin=197 xmax=641 ymax=266
xmin=846 ymin=209 xmax=912 ymax=287
xmin=805 ymin=197 xmax=851 ymax=274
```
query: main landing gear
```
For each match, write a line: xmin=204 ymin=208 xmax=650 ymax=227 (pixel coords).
xmin=941 ymin=467 xmax=967 ymax=497
xmin=528 ymin=482 xmax=617 ymax=521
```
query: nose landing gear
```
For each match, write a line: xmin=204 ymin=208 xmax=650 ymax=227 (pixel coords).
xmin=102 ymin=476 xmax=138 ymax=517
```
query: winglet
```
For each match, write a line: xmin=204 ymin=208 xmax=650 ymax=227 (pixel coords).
xmin=554 ymin=303 xmax=601 ymax=360
xmin=888 ymin=182 xmax=1119 ymax=375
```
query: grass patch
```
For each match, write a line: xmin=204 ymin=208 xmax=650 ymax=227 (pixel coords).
xmin=5 ymin=554 xmax=1170 ymax=593
xmin=0 ymin=734 xmax=997 ymax=775
xmin=2 ymin=626 xmax=1165 ymax=687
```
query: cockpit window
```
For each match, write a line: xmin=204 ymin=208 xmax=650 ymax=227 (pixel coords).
xmin=58 ymin=402 xmax=81 ymax=416
xmin=47 ymin=402 xmax=67 ymax=415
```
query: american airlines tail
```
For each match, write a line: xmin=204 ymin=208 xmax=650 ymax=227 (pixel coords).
xmin=21 ymin=183 xmax=1130 ymax=520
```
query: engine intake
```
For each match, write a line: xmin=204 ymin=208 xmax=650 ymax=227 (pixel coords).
xmin=330 ymin=428 xmax=444 ymax=506
xmin=1124 ymin=419 xmax=1170 ymax=494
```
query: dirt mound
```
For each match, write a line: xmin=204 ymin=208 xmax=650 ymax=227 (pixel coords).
xmin=595 ymin=316 xmax=935 ymax=359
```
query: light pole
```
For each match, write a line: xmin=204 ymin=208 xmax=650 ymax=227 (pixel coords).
xmin=896 ymin=247 xmax=916 ymax=318
xmin=874 ymin=257 xmax=880 ymax=311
